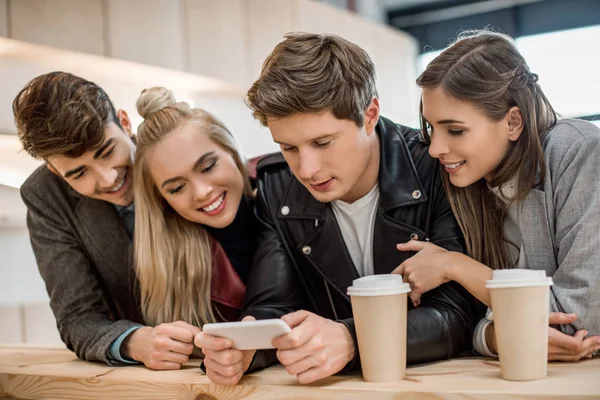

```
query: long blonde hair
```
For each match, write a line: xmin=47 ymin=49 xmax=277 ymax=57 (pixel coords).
xmin=134 ymin=87 xmax=251 ymax=327
xmin=416 ymin=31 xmax=557 ymax=270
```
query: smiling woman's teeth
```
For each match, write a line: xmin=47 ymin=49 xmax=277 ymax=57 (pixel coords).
xmin=203 ymin=194 xmax=224 ymax=212
xmin=446 ymin=161 xmax=465 ymax=169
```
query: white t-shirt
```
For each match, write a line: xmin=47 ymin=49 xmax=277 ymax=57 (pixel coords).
xmin=331 ymin=184 xmax=380 ymax=277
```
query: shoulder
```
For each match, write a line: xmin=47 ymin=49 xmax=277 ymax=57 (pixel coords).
xmin=543 ymin=119 xmax=600 ymax=169
xmin=544 ymin=119 xmax=600 ymax=151
xmin=20 ymin=165 xmax=79 ymax=209
xmin=379 ymin=116 xmax=440 ymax=181
xmin=255 ymin=152 xmax=294 ymax=201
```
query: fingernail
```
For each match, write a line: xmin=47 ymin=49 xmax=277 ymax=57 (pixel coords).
xmin=596 ymin=338 xmax=600 ymax=344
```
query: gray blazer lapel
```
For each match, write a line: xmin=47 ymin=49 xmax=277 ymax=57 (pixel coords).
xmin=518 ymin=189 xmax=556 ymax=273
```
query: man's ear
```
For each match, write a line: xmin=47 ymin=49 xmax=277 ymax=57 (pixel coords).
xmin=46 ymin=162 xmax=60 ymax=176
xmin=116 ymin=109 xmax=133 ymax=136
xmin=364 ymin=97 xmax=380 ymax=136
xmin=506 ymin=106 xmax=524 ymax=142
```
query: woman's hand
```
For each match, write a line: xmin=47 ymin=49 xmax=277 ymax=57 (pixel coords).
xmin=393 ymin=240 xmax=452 ymax=306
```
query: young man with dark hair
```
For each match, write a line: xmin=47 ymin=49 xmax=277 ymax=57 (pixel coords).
xmin=196 ymin=32 xmax=482 ymax=385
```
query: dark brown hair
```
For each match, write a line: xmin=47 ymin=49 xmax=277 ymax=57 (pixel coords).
xmin=246 ymin=32 xmax=378 ymax=127
xmin=417 ymin=30 xmax=557 ymax=270
xmin=13 ymin=71 xmax=120 ymax=160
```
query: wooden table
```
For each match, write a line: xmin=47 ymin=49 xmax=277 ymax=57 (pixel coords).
xmin=1 ymin=344 xmax=599 ymax=399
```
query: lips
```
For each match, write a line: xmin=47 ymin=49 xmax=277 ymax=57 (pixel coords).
xmin=443 ymin=161 xmax=465 ymax=170
xmin=197 ymin=192 xmax=228 ymax=216
xmin=309 ymin=178 xmax=334 ymax=192
xmin=201 ymin=193 xmax=225 ymax=212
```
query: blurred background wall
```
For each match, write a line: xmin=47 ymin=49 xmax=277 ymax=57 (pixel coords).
xmin=0 ymin=0 xmax=598 ymax=346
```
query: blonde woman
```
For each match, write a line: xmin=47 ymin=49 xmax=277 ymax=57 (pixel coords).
xmin=131 ymin=87 xmax=257 ymax=369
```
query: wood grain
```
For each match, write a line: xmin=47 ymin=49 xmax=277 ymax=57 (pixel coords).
xmin=1 ymin=346 xmax=599 ymax=399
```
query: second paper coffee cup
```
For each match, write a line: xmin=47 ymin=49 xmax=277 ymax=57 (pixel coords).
xmin=486 ymin=269 xmax=553 ymax=381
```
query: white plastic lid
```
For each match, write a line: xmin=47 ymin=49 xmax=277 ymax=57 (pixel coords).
xmin=347 ymin=274 xmax=411 ymax=296
xmin=485 ymin=269 xmax=553 ymax=289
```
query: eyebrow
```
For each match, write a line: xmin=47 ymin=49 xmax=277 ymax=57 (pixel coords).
xmin=437 ymin=119 xmax=466 ymax=124
xmin=63 ymin=138 xmax=117 ymax=178
xmin=93 ymin=138 xmax=115 ymax=160
xmin=64 ymin=166 xmax=85 ymax=179
xmin=274 ymin=132 xmax=338 ymax=146
xmin=160 ymin=151 xmax=216 ymax=189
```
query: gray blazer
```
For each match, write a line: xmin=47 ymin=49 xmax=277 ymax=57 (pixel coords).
xmin=21 ymin=166 xmax=144 ymax=365
xmin=519 ymin=119 xmax=600 ymax=335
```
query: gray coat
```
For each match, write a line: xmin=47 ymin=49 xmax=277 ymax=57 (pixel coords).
xmin=21 ymin=166 xmax=144 ymax=365
xmin=519 ymin=119 xmax=600 ymax=335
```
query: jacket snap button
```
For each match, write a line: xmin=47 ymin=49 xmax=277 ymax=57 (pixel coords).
xmin=302 ymin=246 xmax=312 ymax=255
xmin=410 ymin=233 xmax=419 ymax=241
xmin=281 ymin=206 xmax=290 ymax=216
xmin=412 ymin=190 xmax=421 ymax=199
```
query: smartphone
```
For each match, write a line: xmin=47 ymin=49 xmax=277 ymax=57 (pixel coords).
xmin=202 ymin=318 xmax=291 ymax=350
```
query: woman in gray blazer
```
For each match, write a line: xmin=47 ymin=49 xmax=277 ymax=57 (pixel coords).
xmin=392 ymin=30 xmax=600 ymax=362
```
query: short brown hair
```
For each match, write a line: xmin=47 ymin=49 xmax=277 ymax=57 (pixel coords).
xmin=13 ymin=71 xmax=120 ymax=160
xmin=246 ymin=32 xmax=378 ymax=127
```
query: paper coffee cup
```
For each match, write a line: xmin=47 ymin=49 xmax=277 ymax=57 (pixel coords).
xmin=347 ymin=274 xmax=411 ymax=382
xmin=486 ymin=269 xmax=553 ymax=381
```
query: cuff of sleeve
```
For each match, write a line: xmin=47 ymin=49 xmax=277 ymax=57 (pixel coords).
xmin=473 ymin=317 xmax=497 ymax=358
xmin=108 ymin=325 xmax=143 ymax=364
xmin=337 ymin=318 xmax=361 ymax=373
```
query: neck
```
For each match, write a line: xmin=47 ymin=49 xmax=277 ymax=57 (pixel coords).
xmin=340 ymin=134 xmax=380 ymax=203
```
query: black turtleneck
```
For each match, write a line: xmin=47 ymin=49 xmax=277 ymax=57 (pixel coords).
xmin=204 ymin=197 xmax=256 ymax=284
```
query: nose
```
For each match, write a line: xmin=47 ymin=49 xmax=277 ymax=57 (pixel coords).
xmin=97 ymin=168 xmax=118 ymax=189
xmin=192 ymin=179 xmax=214 ymax=202
xmin=297 ymin=149 xmax=322 ymax=181
xmin=428 ymin=132 xmax=450 ymax=159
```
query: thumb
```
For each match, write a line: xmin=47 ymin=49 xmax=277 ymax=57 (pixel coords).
xmin=280 ymin=310 xmax=312 ymax=329
xmin=241 ymin=315 xmax=256 ymax=322
xmin=549 ymin=312 xmax=578 ymax=325
xmin=172 ymin=320 xmax=201 ymax=336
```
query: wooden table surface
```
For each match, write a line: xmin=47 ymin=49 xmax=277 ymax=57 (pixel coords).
xmin=1 ymin=344 xmax=599 ymax=399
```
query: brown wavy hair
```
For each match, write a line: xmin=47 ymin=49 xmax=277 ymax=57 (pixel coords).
xmin=417 ymin=31 xmax=557 ymax=270
xmin=13 ymin=71 xmax=120 ymax=159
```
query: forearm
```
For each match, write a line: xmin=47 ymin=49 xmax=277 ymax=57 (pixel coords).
xmin=446 ymin=252 xmax=493 ymax=307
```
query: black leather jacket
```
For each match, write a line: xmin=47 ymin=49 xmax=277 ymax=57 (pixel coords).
xmin=245 ymin=117 xmax=483 ymax=372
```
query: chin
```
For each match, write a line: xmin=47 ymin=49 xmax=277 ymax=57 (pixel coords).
xmin=448 ymin=175 xmax=477 ymax=188
xmin=308 ymin=189 xmax=342 ymax=203
xmin=206 ymin=213 xmax=236 ymax=228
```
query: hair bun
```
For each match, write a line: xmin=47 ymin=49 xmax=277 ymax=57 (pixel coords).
xmin=136 ymin=87 xmax=177 ymax=119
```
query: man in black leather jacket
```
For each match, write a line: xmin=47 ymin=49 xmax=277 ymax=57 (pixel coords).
xmin=196 ymin=32 xmax=482 ymax=385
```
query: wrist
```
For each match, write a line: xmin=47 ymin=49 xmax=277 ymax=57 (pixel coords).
xmin=122 ymin=326 xmax=152 ymax=362
xmin=444 ymin=252 xmax=463 ymax=282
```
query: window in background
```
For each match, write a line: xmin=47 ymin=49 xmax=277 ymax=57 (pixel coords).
xmin=417 ymin=25 xmax=600 ymax=123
